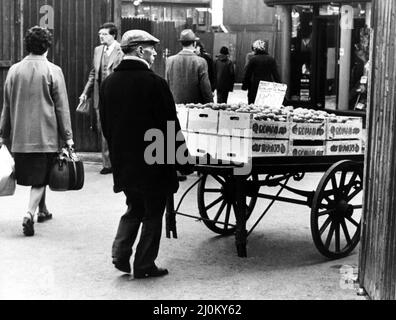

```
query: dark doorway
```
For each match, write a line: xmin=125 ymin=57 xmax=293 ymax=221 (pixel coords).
xmin=311 ymin=15 xmax=340 ymax=109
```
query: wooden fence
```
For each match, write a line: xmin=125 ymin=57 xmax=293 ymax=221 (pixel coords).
xmin=0 ymin=0 xmax=22 ymax=121
xmin=359 ymin=0 xmax=396 ymax=300
xmin=0 ymin=0 xmax=118 ymax=152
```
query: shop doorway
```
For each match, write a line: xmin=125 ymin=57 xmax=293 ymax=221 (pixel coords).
xmin=311 ymin=15 xmax=339 ymax=109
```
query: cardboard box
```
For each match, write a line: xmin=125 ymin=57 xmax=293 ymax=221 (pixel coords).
xmin=187 ymin=108 xmax=219 ymax=134
xmin=326 ymin=117 xmax=363 ymax=140
xmin=217 ymin=111 xmax=290 ymax=139
xmin=289 ymin=141 xmax=326 ymax=157
xmin=290 ymin=122 xmax=327 ymax=140
xmin=216 ymin=136 xmax=252 ymax=164
xmin=185 ymin=132 xmax=218 ymax=159
xmin=326 ymin=140 xmax=363 ymax=155
xmin=176 ymin=107 xmax=189 ymax=131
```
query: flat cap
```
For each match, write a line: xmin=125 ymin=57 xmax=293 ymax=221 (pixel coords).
xmin=120 ymin=29 xmax=159 ymax=48
xmin=179 ymin=29 xmax=200 ymax=42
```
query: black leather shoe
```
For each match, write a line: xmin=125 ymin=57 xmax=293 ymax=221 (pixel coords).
xmin=100 ymin=168 xmax=113 ymax=175
xmin=113 ymin=259 xmax=131 ymax=274
xmin=22 ymin=214 xmax=34 ymax=237
xmin=134 ymin=267 xmax=169 ymax=279
xmin=37 ymin=212 xmax=53 ymax=223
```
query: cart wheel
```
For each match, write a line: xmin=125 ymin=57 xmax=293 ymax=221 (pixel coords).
xmin=311 ymin=160 xmax=363 ymax=259
xmin=198 ymin=174 xmax=258 ymax=236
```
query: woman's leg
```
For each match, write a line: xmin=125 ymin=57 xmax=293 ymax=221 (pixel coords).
xmin=27 ymin=186 xmax=46 ymax=218
xmin=38 ymin=188 xmax=48 ymax=213
xmin=37 ymin=187 xmax=53 ymax=222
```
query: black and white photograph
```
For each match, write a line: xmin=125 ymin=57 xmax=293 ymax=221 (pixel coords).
xmin=0 ymin=0 xmax=395 ymax=306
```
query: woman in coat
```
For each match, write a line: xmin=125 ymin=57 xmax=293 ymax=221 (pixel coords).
xmin=242 ymin=40 xmax=281 ymax=104
xmin=0 ymin=26 xmax=74 ymax=237
xmin=214 ymin=46 xmax=235 ymax=104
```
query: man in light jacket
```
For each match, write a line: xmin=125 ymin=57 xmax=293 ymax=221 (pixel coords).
xmin=80 ymin=22 xmax=123 ymax=175
xmin=165 ymin=29 xmax=213 ymax=105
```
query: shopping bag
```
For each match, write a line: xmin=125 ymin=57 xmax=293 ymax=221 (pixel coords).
xmin=0 ymin=145 xmax=16 ymax=197
xmin=76 ymin=99 xmax=90 ymax=115
xmin=49 ymin=147 xmax=85 ymax=192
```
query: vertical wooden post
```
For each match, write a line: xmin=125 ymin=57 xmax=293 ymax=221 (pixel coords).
xmin=359 ymin=0 xmax=396 ymax=300
xmin=279 ymin=5 xmax=291 ymax=96
xmin=113 ymin=0 xmax=122 ymax=40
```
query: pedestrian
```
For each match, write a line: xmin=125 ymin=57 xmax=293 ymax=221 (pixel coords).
xmin=80 ymin=22 xmax=123 ymax=175
xmin=195 ymin=40 xmax=215 ymax=92
xmin=349 ymin=45 xmax=369 ymax=110
xmin=165 ymin=29 xmax=213 ymax=105
xmin=0 ymin=26 xmax=74 ymax=237
xmin=165 ymin=29 xmax=213 ymax=181
xmin=245 ymin=45 xmax=255 ymax=69
xmin=242 ymin=40 xmax=281 ymax=104
xmin=99 ymin=29 xmax=193 ymax=279
xmin=214 ymin=46 xmax=235 ymax=104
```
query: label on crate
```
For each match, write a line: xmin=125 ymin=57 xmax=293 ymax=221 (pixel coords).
xmin=289 ymin=145 xmax=326 ymax=157
xmin=251 ymin=140 xmax=289 ymax=157
xmin=290 ymin=122 xmax=327 ymax=140
xmin=252 ymin=120 xmax=290 ymax=139
xmin=326 ymin=140 xmax=363 ymax=155
xmin=327 ymin=118 xmax=363 ymax=140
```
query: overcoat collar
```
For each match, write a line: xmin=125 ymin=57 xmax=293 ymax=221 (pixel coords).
xmin=115 ymin=59 xmax=153 ymax=72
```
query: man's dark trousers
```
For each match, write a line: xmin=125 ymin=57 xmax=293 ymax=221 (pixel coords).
xmin=112 ymin=188 xmax=168 ymax=272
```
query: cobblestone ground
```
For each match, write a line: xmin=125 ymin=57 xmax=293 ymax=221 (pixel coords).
xmin=0 ymin=162 xmax=366 ymax=300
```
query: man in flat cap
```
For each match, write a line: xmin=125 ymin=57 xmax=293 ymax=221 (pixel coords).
xmin=165 ymin=29 xmax=213 ymax=105
xmin=80 ymin=22 xmax=124 ymax=175
xmin=99 ymin=29 xmax=193 ymax=279
xmin=165 ymin=29 xmax=213 ymax=181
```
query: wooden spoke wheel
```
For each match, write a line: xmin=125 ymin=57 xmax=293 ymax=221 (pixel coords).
xmin=311 ymin=160 xmax=363 ymax=259
xmin=198 ymin=174 xmax=259 ymax=236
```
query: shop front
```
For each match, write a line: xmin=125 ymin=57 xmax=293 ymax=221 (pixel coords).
xmin=264 ymin=0 xmax=371 ymax=112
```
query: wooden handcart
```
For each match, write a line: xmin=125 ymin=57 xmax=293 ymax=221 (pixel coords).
xmin=166 ymin=154 xmax=364 ymax=260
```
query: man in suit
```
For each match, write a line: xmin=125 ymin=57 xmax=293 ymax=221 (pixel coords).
xmin=99 ymin=29 xmax=193 ymax=278
xmin=80 ymin=22 xmax=123 ymax=175
xmin=165 ymin=29 xmax=213 ymax=105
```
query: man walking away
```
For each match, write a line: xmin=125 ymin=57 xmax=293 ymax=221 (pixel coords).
xmin=99 ymin=29 xmax=193 ymax=279
xmin=165 ymin=29 xmax=213 ymax=105
xmin=214 ymin=46 xmax=235 ymax=104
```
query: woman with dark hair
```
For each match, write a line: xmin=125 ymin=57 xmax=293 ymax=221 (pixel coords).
xmin=214 ymin=46 xmax=235 ymax=104
xmin=242 ymin=40 xmax=281 ymax=104
xmin=0 ymin=26 xmax=74 ymax=237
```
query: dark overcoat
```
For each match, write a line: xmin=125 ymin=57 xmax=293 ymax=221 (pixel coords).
xmin=99 ymin=59 xmax=187 ymax=194
xmin=214 ymin=54 xmax=235 ymax=93
xmin=242 ymin=53 xmax=281 ymax=104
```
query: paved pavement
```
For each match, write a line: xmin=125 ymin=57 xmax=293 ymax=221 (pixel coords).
xmin=0 ymin=162 xmax=366 ymax=300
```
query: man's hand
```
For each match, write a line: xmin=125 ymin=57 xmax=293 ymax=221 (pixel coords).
xmin=66 ymin=139 xmax=75 ymax=148
xmin=79 ymin=94 xmax=88 ymax=102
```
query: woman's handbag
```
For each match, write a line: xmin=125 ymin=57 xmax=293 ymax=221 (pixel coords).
xmin=0 ymin=145 xmax=16 ymax=197
xmin=76 ymin=99 xmax=90 ymax=115
xmin=49 ymin=147 xmax=84 ymax=192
